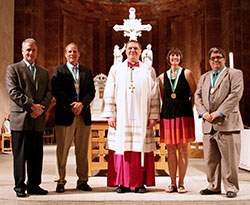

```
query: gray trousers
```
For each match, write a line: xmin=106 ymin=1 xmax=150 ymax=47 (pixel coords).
xmin=203 ymin=130 xmax=241 ymax=193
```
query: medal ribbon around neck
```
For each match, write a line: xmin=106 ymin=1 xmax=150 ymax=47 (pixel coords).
xmin=168 ymin=67 xmax=181 ymax=93
xmin=211 ymin=66 xmax=226 ymax=87
xmin=66 ymin=64 xmax=78 ymax=83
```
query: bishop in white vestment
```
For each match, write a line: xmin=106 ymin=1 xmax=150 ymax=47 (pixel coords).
xmin=103 ymin=40 xmax=160 ymax=193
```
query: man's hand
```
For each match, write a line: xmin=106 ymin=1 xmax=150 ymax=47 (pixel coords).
xmin=210 ymin=111 xmax=220 ymax=122
xmin=30 ymin=104 xmax=45 ymax=118
xmin=202 ymin=111 xmax=220 ymax=123
xmin=148 ymin=119 xmax=157 ymax=128
xmin=202 ymin=112 xmax=212 ymax=123
xmin=70 ymin=102 xmax=84 ymax=115
xmin=108 ymin=117 xmax=116 ymax=130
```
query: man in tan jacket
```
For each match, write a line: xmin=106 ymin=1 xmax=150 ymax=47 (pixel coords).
xmin=195 ymin=47 xmax=244 ymax=198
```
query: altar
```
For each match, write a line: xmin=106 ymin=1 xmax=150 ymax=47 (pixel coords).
xmin=88 ymin=121 xmax=169 ymax=176
xmin=240 ymin=129 xmax=250 ymax=171
xmin=88 ymin=120 xmax=207 ymax=176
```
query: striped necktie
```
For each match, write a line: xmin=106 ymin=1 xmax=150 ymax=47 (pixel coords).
xmin=30 ymin=65 xmax=35 ymax=79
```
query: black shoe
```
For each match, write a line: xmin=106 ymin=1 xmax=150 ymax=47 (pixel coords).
xmin=27 ymin=186 xmax=48 ymax=195
xmin=226 ymin=191 xmax=237 ymax=198
xmin=135 ymin=185 xmax=147 ymax=193
xmin=200 ymin=188 xmax=221 ymax=195
xmin=76 ymin=182 xmax=92 ymax=191
xmin=16 ymin=190 xmax=27 ymax=197
xmin=116 ymin=185 xmax=131 ymax=193
xmin=56 ymin=184 xmax=65 ymax=193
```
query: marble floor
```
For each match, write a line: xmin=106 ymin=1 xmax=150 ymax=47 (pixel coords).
xmin=0 ymin=145 xmax=250 ymax=205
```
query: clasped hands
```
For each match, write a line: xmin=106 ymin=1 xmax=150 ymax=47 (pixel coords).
xmin=202 ymin=111 xmax=220 ymax=123
xmin=108 ymin=117 xmax=157 ymax=130
xmin=71 ymin=102 xmax=84 ymax=115
xmin=30 ymin=104 xmax=45 ymax=118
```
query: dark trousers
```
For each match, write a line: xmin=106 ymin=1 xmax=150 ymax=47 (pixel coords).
xmin=11 ymin=130 xmax=43 ymax=192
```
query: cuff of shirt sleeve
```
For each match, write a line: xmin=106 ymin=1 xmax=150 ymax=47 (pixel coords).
xmin=216 ymin=111 xmax=224 ymax=117
xmin=199 ymin=110 xmax=207 ymax=118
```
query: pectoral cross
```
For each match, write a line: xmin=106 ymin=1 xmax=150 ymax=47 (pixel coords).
xmin=129 ymin=84 xmax=135 ymax=93
xmin=129 ymin=66 xmax=136 ymax=93
xmin=113 ymin=7 xmax=152 ymax=41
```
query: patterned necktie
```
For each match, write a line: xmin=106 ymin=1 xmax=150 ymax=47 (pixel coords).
xmin=72 ymin=66 xmax=77 ymax=75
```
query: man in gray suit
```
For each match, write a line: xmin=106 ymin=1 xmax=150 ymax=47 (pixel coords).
xmin=195 ymin=47 xmax=244 ymax=198
xmin=6 ymin=38 xmax=52 ymax=197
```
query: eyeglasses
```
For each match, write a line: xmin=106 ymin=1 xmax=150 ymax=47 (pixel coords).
xmin=209 ymin=56 xmax=224 ymax=61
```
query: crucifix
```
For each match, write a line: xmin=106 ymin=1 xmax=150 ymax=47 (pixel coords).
xmin=113 ymin=7 xmax=152 ymax=41
xmin=129 ymin=84 xmax=135 ymax=93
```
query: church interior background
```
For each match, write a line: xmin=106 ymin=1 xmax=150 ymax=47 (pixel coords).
xmin=1 ymin=1 xmax=250 ymax=203
xmin=0 ymin=0 xmax=249 ymax=130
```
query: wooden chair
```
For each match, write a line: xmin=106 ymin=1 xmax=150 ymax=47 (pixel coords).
xmin=43 ymin=127 xmax=54 ymax=144
xmin=1 ymin=116 xmax=12 ymax=152
xmin=188 ymin=142 xmax=204 ymax=158
xmin=0 ymin=133 xmax=12 ymax=152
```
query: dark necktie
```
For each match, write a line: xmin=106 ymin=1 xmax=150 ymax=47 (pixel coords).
xmin=213 ymin=72 xmax=217 ymax=79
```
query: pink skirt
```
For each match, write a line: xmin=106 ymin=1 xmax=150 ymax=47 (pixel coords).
xmin=107 ymin=150 xmax=155 ymax=188
xmin=160 ymin=117 xmax=195 ymax=144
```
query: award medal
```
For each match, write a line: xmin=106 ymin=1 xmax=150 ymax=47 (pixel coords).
xmin=171 ymin=93 xmax=176 ymax=99
xmin=75 ymin=83 xmax=79 ymax=89
xmin=168 ymin=67 xmax=181 ymax=100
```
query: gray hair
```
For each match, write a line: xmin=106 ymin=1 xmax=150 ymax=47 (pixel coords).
xmin=208 ymin=47 xmax=226 ymax=59
xmin=22 ymin=38 xmax=37 ymax=48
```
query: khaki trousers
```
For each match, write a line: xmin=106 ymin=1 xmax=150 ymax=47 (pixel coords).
xmin=55 ymin=115 xmax=90 ymax=186
xmin=203 ymin=130 xmax=241 ymax=193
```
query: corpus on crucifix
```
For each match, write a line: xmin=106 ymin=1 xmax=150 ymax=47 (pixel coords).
xmin=113 ymin=7 xmax=152 ymax=41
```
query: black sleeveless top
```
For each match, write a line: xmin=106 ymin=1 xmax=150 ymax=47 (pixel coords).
xmin=160 ymin=68 xmax=193 ymax=119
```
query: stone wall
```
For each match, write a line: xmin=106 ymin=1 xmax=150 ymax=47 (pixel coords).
xmin=9 ymin=0 xmax=250 ymax=125
xmin=0 ymin=0 xmax=14 ymax=127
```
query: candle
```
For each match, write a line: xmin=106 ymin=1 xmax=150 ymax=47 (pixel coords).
xmin=229 ymin=52 xmax=234 ymax=68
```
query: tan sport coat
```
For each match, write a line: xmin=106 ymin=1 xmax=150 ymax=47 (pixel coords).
xmin=6 ymin=60 xmax=52 ymax=132
xmin=195 ymin=67 xmax=244 ymax=134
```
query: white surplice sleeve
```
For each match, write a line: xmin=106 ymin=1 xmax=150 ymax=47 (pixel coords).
xmin=102 ymin=65 xmax=117 ymax=118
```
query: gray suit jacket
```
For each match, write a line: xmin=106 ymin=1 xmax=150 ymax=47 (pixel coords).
xmin=6 ymin=60 xmax=52 ymax=132
xmin=195 ymin=67 xmax=244 ymax=134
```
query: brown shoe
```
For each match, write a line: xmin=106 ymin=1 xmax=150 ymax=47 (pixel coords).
xmin=226 ymin=191 xmax=237 ymax=198
xmin=200 ymin=188 xmax=221 ymax=195
xmin=56 ymin=184 xmax=65 ymax=193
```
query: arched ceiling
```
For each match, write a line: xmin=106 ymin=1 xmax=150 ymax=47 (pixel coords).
xmin=64 ymin=0 xmax=201 ymax=20
xmin=97 ymin=0 xmax=159 ymax=2
xmin=85 ymin=0 xmax=160 ymax=2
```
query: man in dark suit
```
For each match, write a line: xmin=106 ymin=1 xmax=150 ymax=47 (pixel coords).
xmin=52 ymin=42 xmax=95 ymax=193
xmin=195 ymin=47 xmax=244 ymax=198
xmin=6 ymin=38 xmax=52 ymax=197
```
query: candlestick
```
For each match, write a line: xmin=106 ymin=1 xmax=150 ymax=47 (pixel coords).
xmin=229 ymin=52 xmax=234 ymax=68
